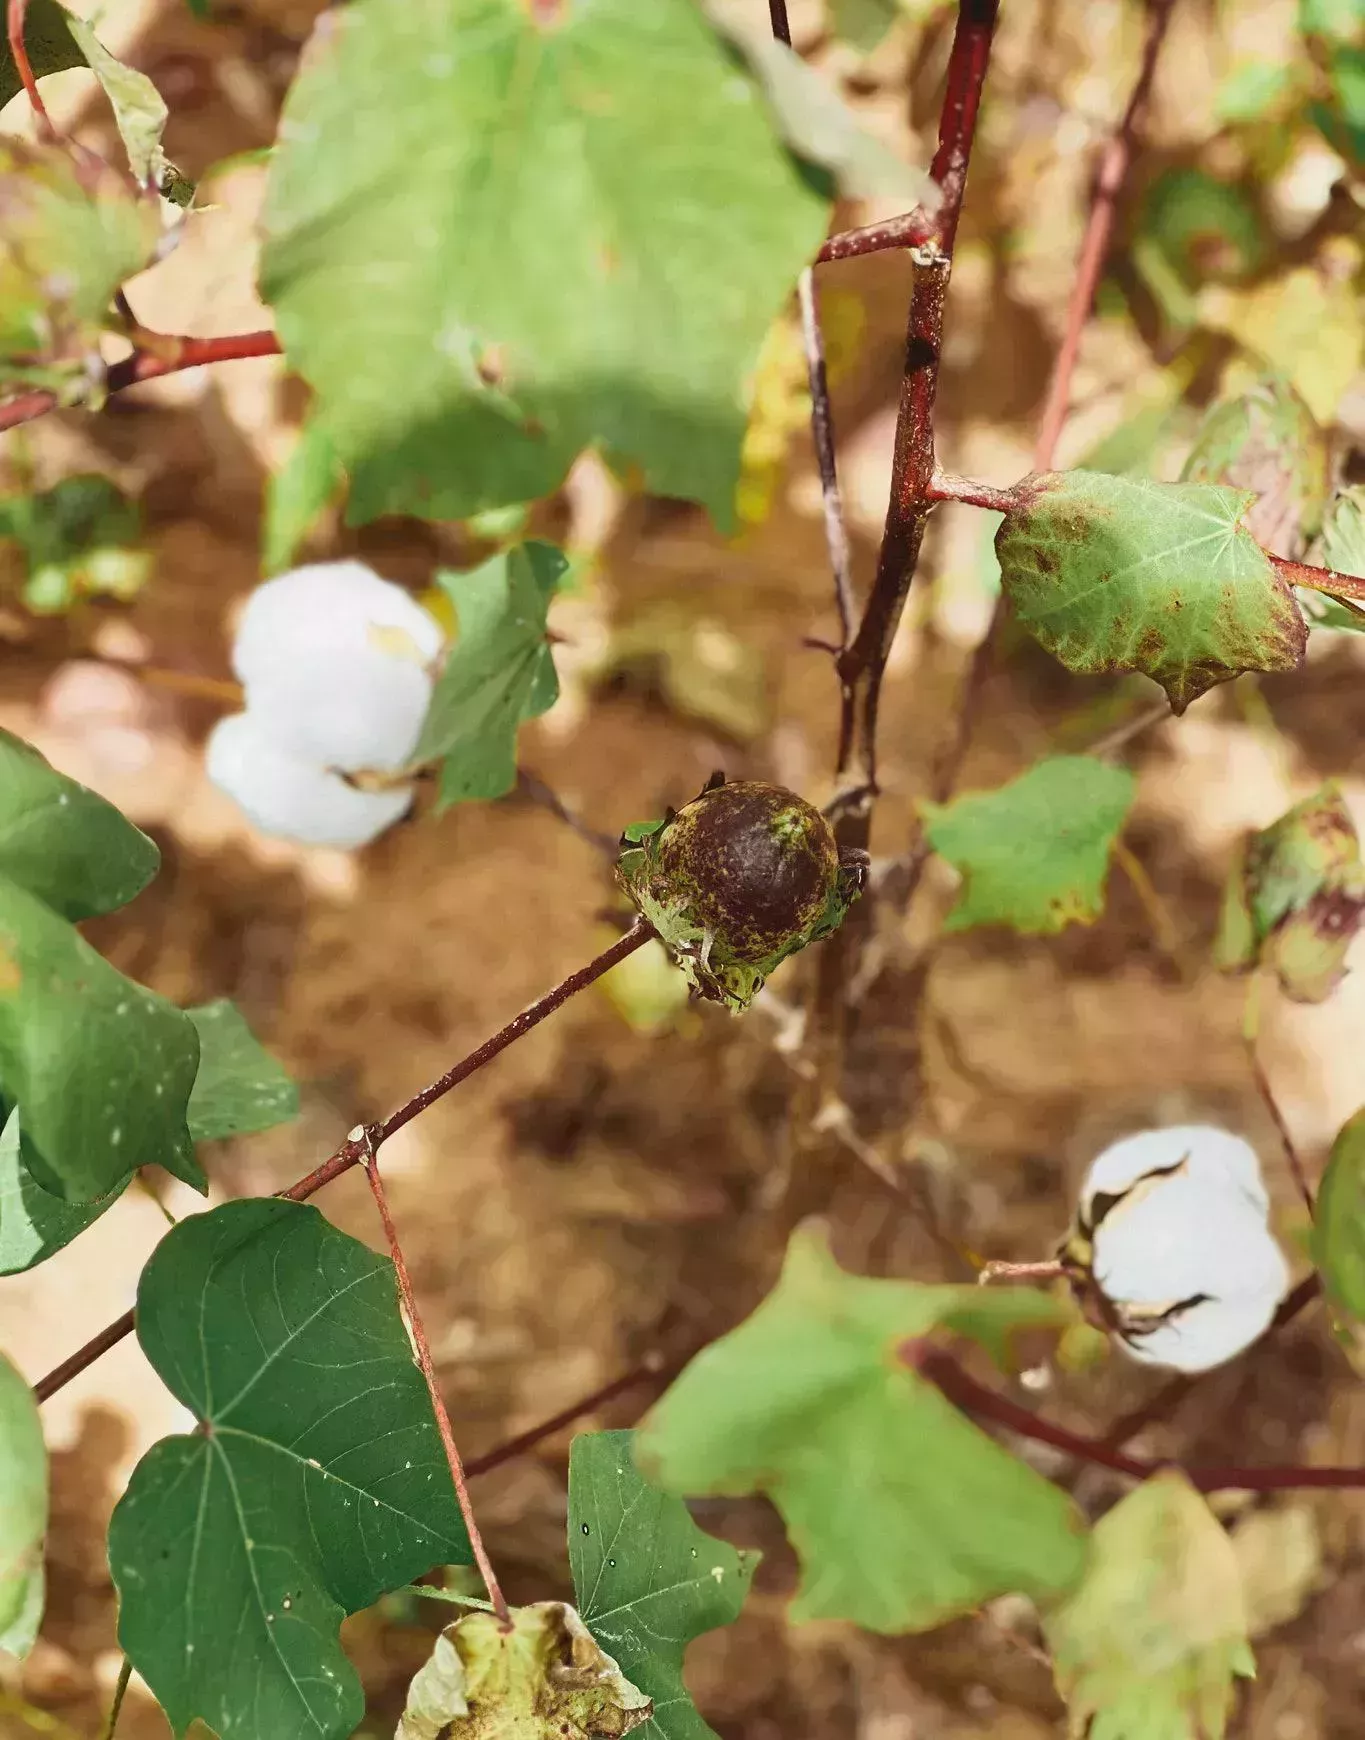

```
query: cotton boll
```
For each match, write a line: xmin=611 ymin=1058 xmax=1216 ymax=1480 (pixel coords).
xmin=1119 ymin=1292 xmax=1285 ymax=1375
xmin=206 ymin=712 xmax=414 ymax=849
xmin=1081 ymin=1124 xmax=1270 ymax=1223
xmin=231 ymin=561 xmax=444 ymax=772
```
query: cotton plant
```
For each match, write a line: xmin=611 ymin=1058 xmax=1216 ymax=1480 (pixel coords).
xmin=206 ymin=561 xmax=445 ymax=849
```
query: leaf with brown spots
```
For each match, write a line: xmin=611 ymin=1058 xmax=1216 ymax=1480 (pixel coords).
xmin=995 ymin=470 xmax=1307 ymax=711
xmin=1180 ymin=375 xmax=1330 ymax=559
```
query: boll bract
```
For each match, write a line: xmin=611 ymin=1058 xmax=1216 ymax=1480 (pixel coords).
xmin=1066 ymin=1125 xmax=1289 ymax=1374
xmin=207 ymin=562 xmax=445 ymax=849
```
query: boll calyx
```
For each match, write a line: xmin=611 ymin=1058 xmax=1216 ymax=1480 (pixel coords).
xmin=207 ymin=561 xmax=445 ymax=849
xmin=1060 ymin=1125 xmax=1289 ymax=1374
xmin=616 ymin=774 xmax=865 ymax=1013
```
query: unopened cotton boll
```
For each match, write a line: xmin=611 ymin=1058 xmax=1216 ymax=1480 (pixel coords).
xmin=231 ymin=561 xmax=445 ymax=772
xmin=206 ymin=712 xmax=414 ymax=850
xmin=1076 ymin=1126 xmax=1289 ymax=1375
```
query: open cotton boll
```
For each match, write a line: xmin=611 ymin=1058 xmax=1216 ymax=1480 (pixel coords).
xmin=206 ymin=712 xmax=414 ymax=849
xmin=231 ymin=561 xmax=445 ymax=772
xmin=1081 ymin=1124 xmax=1270 ymax=1223
xmin=1119 ymin=1292 xmax=1286 ymax=1374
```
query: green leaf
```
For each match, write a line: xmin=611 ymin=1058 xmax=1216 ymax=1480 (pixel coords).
xmin=1312 ymin=1108 xmax=1365 ymax=1321
xmin=0 ymin=1351 xmax=45 ymax=1660
xmin=1179 ymin=377 xmax=1330 ymax=559
xmin=63 ymin=16 xmax=169 ymax=189
xmin=569 ymin=1430 xmax=755 ymax=1740
xmin=262 ymin=418 xmax=345 ymax=573
xmin=108 ymin=1198 xmax=473 ymax=1740
xmin=922 ymin=756 xmax=1136 ymax=936
xmin=635 ymin=1224 xmax=1087 ymax=1634
xmin=0 ymin=474 xmax=149 ymax=617
xmin=829 ymin=0 xmax=901 ymax=50
xmin=397 ymin=1601 xmax=653 ymax=1739
xmin=1300 ymin=0 xmax=1363 ymax=37
xmin=415 ymin=542 xmax=565 ymax=809
xmin=0 ymin=730 xmax=159 ymax=920
xmin=0 ymin=1105 xmax=128 ymax=1276
xmin=260 ymin=0 xmax=828 ymax=529
xmin=1139 ymin=169 xmax=1264 ymax=291
xmin=0 ymin=877 xmax=202 ymax=1201
xmin=186 ymin=1000 xmax=298 ymax=1142
xmin=1320 ymin=485 xmax=1365 ymax=577
xmin=1215 ymin=60 xmax=1297 ymax=123
xmin=1043 ymin=1470 xmax=1254 ymax=1740
xmin=996 ymin=470 xmax=1307 ymax=712
xmin=0 ymin=0 xmax=82 ymax=112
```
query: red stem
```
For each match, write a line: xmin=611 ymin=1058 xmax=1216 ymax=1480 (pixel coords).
xmin=465 ymin=1358 xmax=675 ymax=1478
xmin=0 ymin=331 xmax=283 ymax=435
xmin=7 ymin=0 xmax=54 ymax=136
xmin=33 ymin=923 xmax=653 ymax=1405
xmin=1270 ymin=553 xmax=1365 ymax=604
xmin=927 ymin=470 xmax=1019 ymax=513
xmin=817 ymin=209 xmax=939 ymax=264
xmin=362 ymin=1137 xmax=510 ymax=1624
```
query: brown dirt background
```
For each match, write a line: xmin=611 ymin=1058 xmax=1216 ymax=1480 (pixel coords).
xmin=3 ymin=0 xmax=1365 ymax=1734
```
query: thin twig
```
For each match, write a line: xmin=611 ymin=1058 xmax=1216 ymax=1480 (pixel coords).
xmin=1112 ymin=838 xmax=1192 ymax=980
xmin=465 ymin=1357 xmax=675 ymax=1477
xmin=767 ymin=0 xmax=792 ymax=44
xmin=7 ymin=0 xmax=54 ymax=137
xmin=0 ymin=331 xmax=282 ymax=435
xmin=797 ymin=268 xmax=856 ymax=651
xmin=1085 ymin=697 xmax=1171 ymax=759
xmin=361 ymin=1133 xmax=510 ymax=1625
xmin=926 ymin=471 xmax=1020 ymax=513
xmin=1249 ymin=1045 xmax=1314 ymax=1213
xmin=817 ymin=209 xmax=938 ymax=264
xmin=98 ymin=1658 xmax=133 ymax=1740
xmin=34 ymin=922 xmax=654 ymax=1405
xmin=513 ymin=770 xmax=618 ymax=859
xmin=1269 ymin=553 xmax=1365 ymax=604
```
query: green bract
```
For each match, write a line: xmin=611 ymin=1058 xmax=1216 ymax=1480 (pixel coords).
xmin=616 ymin=777 xmax=861 ymax=1012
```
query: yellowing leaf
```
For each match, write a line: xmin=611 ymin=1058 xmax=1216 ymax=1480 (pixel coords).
xmin=734 ymin=312 xmax=810 ymax=531
xmin=1199 ymin=256 xmax=1365 ymax=422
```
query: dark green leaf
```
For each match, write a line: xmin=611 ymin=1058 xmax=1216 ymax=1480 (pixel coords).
xmin=1043 ymin=1471 xmax=1254 ymax=1740
xmin=262 ymin=419 xmax=345 ymax=574
xmin=0 ymin=730 xmax=159 ymax=920
xmin=1312 ymin=1107 xmax=1365 ymax=1320
xmin=261 ymin=0 xmax=828 ymax=529
xmin=996 ymin=470 xmax=1307 ymax=711
xmin=0 ymin=0 xmax=82 ymax=112
xmin=415 ymin=543 xmax=565 ymax=808
xmin=635 ymin=1224 xmax=1087 ymax=1634
xmin=1180 ymin=377 xmax=1330 ymax=559
xmin=922 ymin=756 xmax=1136 ymax=936
xmin=569 ymin=1431 xmax=755 ymax=1740
xmin=0 ymin=1351 xmax=45 ymax=1659
xmin=0 ymin=1106 xmax=128 ymax=1275
xmin=0 ymin=877 xmax=202 ymax=1201
xmin=186 ymin=1000 xmax=298 ymax=1142
xmin=1139 ymin=169 xmax=1264 ymax=291
xmin=109 ymin=1199 xmax=473 ymax=1740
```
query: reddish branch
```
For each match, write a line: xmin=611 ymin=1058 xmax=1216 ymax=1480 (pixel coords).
xmin=7 ymin=0 xmax=54 ymax=136
xmin=34 ymin=922 xmax=652 ymax=1405
xmin=817 ymin=209 xmax=938 ymax=264
xmin=1270 ymin=553 xmax=1365 ymax=604
xmin=0 ymin=331 xmax=282 ymax=435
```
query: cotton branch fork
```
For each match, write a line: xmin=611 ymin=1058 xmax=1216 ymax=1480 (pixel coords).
xmin=34 ymin=920 xmax=653 ymax=1404
xmin=360 ymin=1129 xmax=510 ymax=1625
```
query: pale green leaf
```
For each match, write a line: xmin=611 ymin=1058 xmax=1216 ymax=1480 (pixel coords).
xmin=1313 ymin=1107 xmax=1365 ymax=1321
xmin=635 ymin=1224 xmax=1087 ymax=1634
xmin=570 ymin=1430 xmax=755 ymax=1740
xmin=63 ymin=17 xmax=168 ymax=188
xmin=262 ymin=419 xmax=345 ymax=573
xmin=996 ymin=470 xmax=1307 ymax=711
xmin=0 ymin=1352 xmax=45 ymax=1660
xmin=186 ymin=1000 xmax=298 ymax=1142
xmin=0 ymin=1105 xmax=128 ymax=1275
xmin=922 ymin=756 xmax=1136 ymax=936
xmin=261 ymin=0 xmax=829 ymax=528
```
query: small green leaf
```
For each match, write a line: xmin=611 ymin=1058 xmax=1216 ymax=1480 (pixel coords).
xmin=635 ymin=1224 xmax=1087 ymax=1634
xmin=569 ymin=1430 xmax=755 ymax=1740
xmin=186 ymin=1000 xmax=298 ymax=1142
xmin=0 ymin=1106 xmax=128 ymax=1276
xmin=415 ymin=543 xmax=565 ymax=809
xmin=0 ymin=475 xmax=149 ymax=617
xmin=1320 ymin=485 xmax=1365 ymax=577
xmin=1312 ymin=1107 xmax=1365 ymax=1321
xmin=996 ymin=470 xmax=1307 ymax=711
xmin=0 ymin=1351 xmax=45 ymax=1660
xmin=1139 ymin=169 xmax=1265 ymax=292
xmin=109 ymin=1198 xmax=473 ymax=1740
xmin=262 ymin=418 xmax=345 ymax=574
xmin=1215 ymin=60 xmax=1297 ymax=123
xmin=0 ymin=877 xmax=202 ymax=1201
xmin=1180 ymin=377 xmax=1330 ymax=559
xmin=922 ymin=756 xmax=1136 ymax=936
xmin=0 ymin=0 xmax=82 ymax=112
xmin=0 ymin=729 xmax=159 ymax=920
xmin=63 ymin=17 xmax=169 ymax=188
xmin=261 ymin=0 xmax=828 ymax=529
xmin=1043 ymin=1470 xmax=1254 ymax=1740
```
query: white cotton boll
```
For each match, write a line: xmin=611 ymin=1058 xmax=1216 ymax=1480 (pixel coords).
xmin=1120 ymin=1292 xmax=1285 ymax=1375
xmin=231 ymin=561 xmax=444 ymax=772
xmin=206 ymin=713 xmax=414 ymax=849
xmin=1081 ymin=1125 xmax=1270 ymax=1222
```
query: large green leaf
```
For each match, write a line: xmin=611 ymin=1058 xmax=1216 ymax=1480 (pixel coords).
xmin=415 ymin=542 xmax=565 ymax=808
xmin=0 ymin=1106 xmax=128 ymax=1276
xmin=996 ymin=471 xmax=1307 ymax=711
xmin=635 ymin=1225 xmax=1087 ymax=1634
xmin=0 ymin=878 xmax=202 ymax=1201
xmin=0 ymin=730 xmax=158 ymax=921
xmin=569 ymin=1431 xmax=755 ymax=1740
xmin=0 ymin=1352 xmax=45 ymax=1660
xmin=1313 ymin=1107 xmax=1365 ymax=1322
xmin=922 ymin=756 xmax=1136 ymax=936
xmin=1043 ymin=1471 xmax=1254 ymax=1739
xmin=108 ymin=1198 xmax=473 ymax=1740
xmin=186 ymin=1000 xmax=298 ymax=1142
xmin=260 ymin=0 xmax=828 ymax=528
